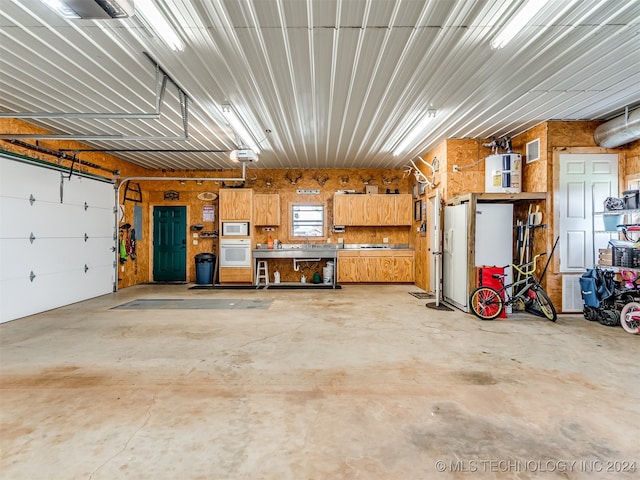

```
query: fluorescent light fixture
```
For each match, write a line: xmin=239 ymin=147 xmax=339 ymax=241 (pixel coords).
xmin=42 ymin=0 xmax=134 ymax=19
xmin=490 ymin=0 xmax=553 ymax=49
xmin=393 ymin=109 xmax=437 ymax=157
xmin=135 ymin=0 xmax=185 ymax=51
xmin=42 ymin=0 xmax=81 ymax=18
xmin=221 ymin=105 xmax=261 ymax=154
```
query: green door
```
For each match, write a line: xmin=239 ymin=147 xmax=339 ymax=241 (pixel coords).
xmin=153 ymin=206 xmax=187 ymax=282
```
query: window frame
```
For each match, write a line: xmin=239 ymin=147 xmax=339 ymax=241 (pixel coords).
xmin=290 ymin=203 xmax=326 ymax=239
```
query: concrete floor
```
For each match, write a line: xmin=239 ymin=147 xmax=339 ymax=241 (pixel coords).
xmin=1 ymin=284 xmax=638 ymax=479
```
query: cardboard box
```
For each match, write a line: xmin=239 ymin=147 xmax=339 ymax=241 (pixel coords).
xmin=598 ymin=248 xmax=613 ymax=266
xmin=365 ymin=185 xmax=378 ymax=195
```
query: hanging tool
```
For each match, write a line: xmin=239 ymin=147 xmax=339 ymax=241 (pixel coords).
xmin=540 ymin=236 xmax=560 ymax=282
xmin=520 ymin=204 xmax=532 ymax=266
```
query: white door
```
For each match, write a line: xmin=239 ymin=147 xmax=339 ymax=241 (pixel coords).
xmin=0 ymin=156 xmax=116 ymax=323
xmin=443 ymin=204 xmax=468 ymax=311
xmin=558 ymin=153 xmax=618 ymax=272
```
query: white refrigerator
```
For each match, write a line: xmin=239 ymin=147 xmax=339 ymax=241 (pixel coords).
xmin=443 ymin=203 xmax=513 ymax=312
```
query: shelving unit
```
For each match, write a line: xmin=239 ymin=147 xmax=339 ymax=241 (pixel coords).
xmin=593 ymin=208 xmax=640 ymax=272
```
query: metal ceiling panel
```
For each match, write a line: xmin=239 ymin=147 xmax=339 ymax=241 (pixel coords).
xmin=1 ymin=0 xmax=639 ymax=171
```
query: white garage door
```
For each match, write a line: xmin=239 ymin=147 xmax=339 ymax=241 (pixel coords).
xmin=0 ymin=155 xmax=116 ymax=323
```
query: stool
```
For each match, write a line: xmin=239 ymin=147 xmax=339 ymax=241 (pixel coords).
xmin=255 ymin=260 xmax=269 ymax=287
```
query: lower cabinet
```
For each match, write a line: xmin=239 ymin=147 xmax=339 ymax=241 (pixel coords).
xmin=337 ymin=250 xmax=414 ymax=283
xmin=219 ymin=267 xmax=253 ymax=283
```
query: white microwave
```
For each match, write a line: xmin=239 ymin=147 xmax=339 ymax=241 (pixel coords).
xmin=222 ymin=222 xmax=250 ymax=236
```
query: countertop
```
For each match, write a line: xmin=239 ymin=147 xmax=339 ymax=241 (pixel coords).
xmin=252 ymin=244 xmax=412 ymax=259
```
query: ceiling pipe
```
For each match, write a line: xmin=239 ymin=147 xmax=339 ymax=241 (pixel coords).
xmin=594 ymin=107 xmax=640 ymax=148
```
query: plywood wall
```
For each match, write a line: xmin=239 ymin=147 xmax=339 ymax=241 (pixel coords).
xmin=127 ymin=168 xmax=412 ymax=286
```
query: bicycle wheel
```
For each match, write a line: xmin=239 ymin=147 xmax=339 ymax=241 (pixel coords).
xmin=469 ymin=286 xmax=504 ymax=320
xmin=620 ymin=302 xmax=640 ymax=334
xmin=526 ymin=286 xmax=557 ymax=322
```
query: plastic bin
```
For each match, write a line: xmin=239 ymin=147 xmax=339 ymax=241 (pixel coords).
xmin=195 ymin=253 xmax=215 ymax=284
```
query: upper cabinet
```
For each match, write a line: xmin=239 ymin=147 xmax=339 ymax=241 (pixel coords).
xmin=254 ymin=194 xmax=280 ymax=226
xmin=333 ymin=194 xmax=412 ymax=226
xmin=219 ymin=188 xmax=253 ymax=221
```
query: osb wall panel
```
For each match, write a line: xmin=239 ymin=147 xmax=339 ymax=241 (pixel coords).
xmin=125 ymin=168 xmax=413 ymax=286
xmin=511 ymin=122 xmax=548 ymax=193
xmin=445 ymin=139 xmax=492 ymax=199
xmin=1 ymin=119 xmax=150 ymax=178
xmin=406 ymin=142 xmax=447 ymax=292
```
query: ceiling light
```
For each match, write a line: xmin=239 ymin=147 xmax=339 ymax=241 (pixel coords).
xmin=42 ymin=0 xmax=81 ymax=18
xmin=393 ymin=109 xmax=437 ymax=157
xmin=42 ymin=0 xmax=134 ymax=19
xmin=490 ymin=0 xmax=553 ymax=49
xmin=135 ymin=0 xmax=185 ymax=51
xmin=221 ymin=105 xmax=261 ymax=154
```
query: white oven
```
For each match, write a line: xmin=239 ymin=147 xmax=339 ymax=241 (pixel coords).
xmin=222 ymin=222 xmax=250 ymax=236
xmin=219 ymin=238 xmax=252 ymax=267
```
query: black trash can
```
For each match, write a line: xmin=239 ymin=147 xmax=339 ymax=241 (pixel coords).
xmin=195 ymin=253 xmax=215 ymax=284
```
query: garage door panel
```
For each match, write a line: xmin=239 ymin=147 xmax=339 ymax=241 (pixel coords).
xmin=0 ymin=265 xmax=114 ymax=323
xmin=63 ymin=176 xmax=115 ymax=209
xmin=84 ymin=207 xmax=116 ymax=237
xmin=0 ymin=160 xmax=62 ymax=202
xmin=1 ymin=197 xmax=91 ymax=238
xmin=0 ymin=156 xmax=116 ymax=323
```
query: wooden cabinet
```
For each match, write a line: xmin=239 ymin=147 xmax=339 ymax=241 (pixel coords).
xmin=254 ymin=194 xmax=280 ymax=226
xmin=337 ymin=250 xmax=414 ymax=283
xmin=358 ymin=251 xmax=394 ymax=282
xmin=392 ymin=251 xmax=415 ymax=282
xmin=333 ymin=194 xmax=351 ymax=226
xmin=333 ymin=194 xmax=412 ymax=226
xmin=219 ymin=189 xmax=253 ymax=221
xmin=394 ymin=195 xmax=412 ymax=225
xmin=349 ymin=195 xmax=367 ymax=225
xmin=219 ymin=267 xmax=253 ymax=283
xmin=337 ymin=251 xmax=359 ymax=283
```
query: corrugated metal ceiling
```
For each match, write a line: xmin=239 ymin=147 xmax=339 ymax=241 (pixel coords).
xmin=1 ymin=0 xmax=639 ymax=171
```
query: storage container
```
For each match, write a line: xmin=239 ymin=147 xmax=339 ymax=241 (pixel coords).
xmin=603 ymin=215 xmax=622 ymax=231
xmin=476 ymin=266 xmax=507 ymax=318
xmin=622 ymin=189 xmax=639 ymax=210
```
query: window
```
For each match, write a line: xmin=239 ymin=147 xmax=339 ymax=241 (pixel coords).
xmin=291 ymin=204 xmax=324 ymax=237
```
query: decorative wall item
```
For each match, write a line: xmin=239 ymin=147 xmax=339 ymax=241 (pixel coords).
xmin=414 ymin=199 xmax=422 ymax=221
xmin=203 ymin=205 xmax=215 ymax=222
xmin=164 ymin=190 xmax=179 ymax=200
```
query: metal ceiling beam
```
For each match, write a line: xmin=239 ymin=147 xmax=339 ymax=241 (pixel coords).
xmin=0 ymin=54 xmax=177 ymax=120
xmin=0 ymin=92 xmax=190 ymax=141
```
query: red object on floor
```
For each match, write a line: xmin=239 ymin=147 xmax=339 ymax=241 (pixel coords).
xmin=477 ymin=266 xmax=507 ymax=318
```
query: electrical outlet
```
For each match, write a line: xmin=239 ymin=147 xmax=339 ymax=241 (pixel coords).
xmin=453 ymin=165 xmax=459 ymax=173
xmin=338 ymin=238 xmax=344 ymax=244
xmin=383 ymin=237 xmax=389 ymax=243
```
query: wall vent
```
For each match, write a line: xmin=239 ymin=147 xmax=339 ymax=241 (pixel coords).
xmin=562 ymin=274 xmax=583 ymax=313
xmin=526 ymin=138 xmax=540 ymax=163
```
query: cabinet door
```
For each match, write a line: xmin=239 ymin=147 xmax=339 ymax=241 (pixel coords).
xmin=393 ymin=252 xmax=415 ymax=282
xmin=334 ymin=195 xmax=351 ymax=225
xmin=254 ymin=194 xmax=280 ymax=226
xmin=378 ymin=195 xmax=396 ymax=226
xmin=364 ymin=195 xmax=382 ymax=225
xmin=337 ymin=256 xmax=358 ymax=282
xmin=358 ymin=253 xmax=392 ymax=282
xmin=394 ymin=194 xmax=412 ymax=225
xmin=219 ymin=189 xmax=253 ymax=221
xmin=350 ymin=195 xmax=367 ymax=225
